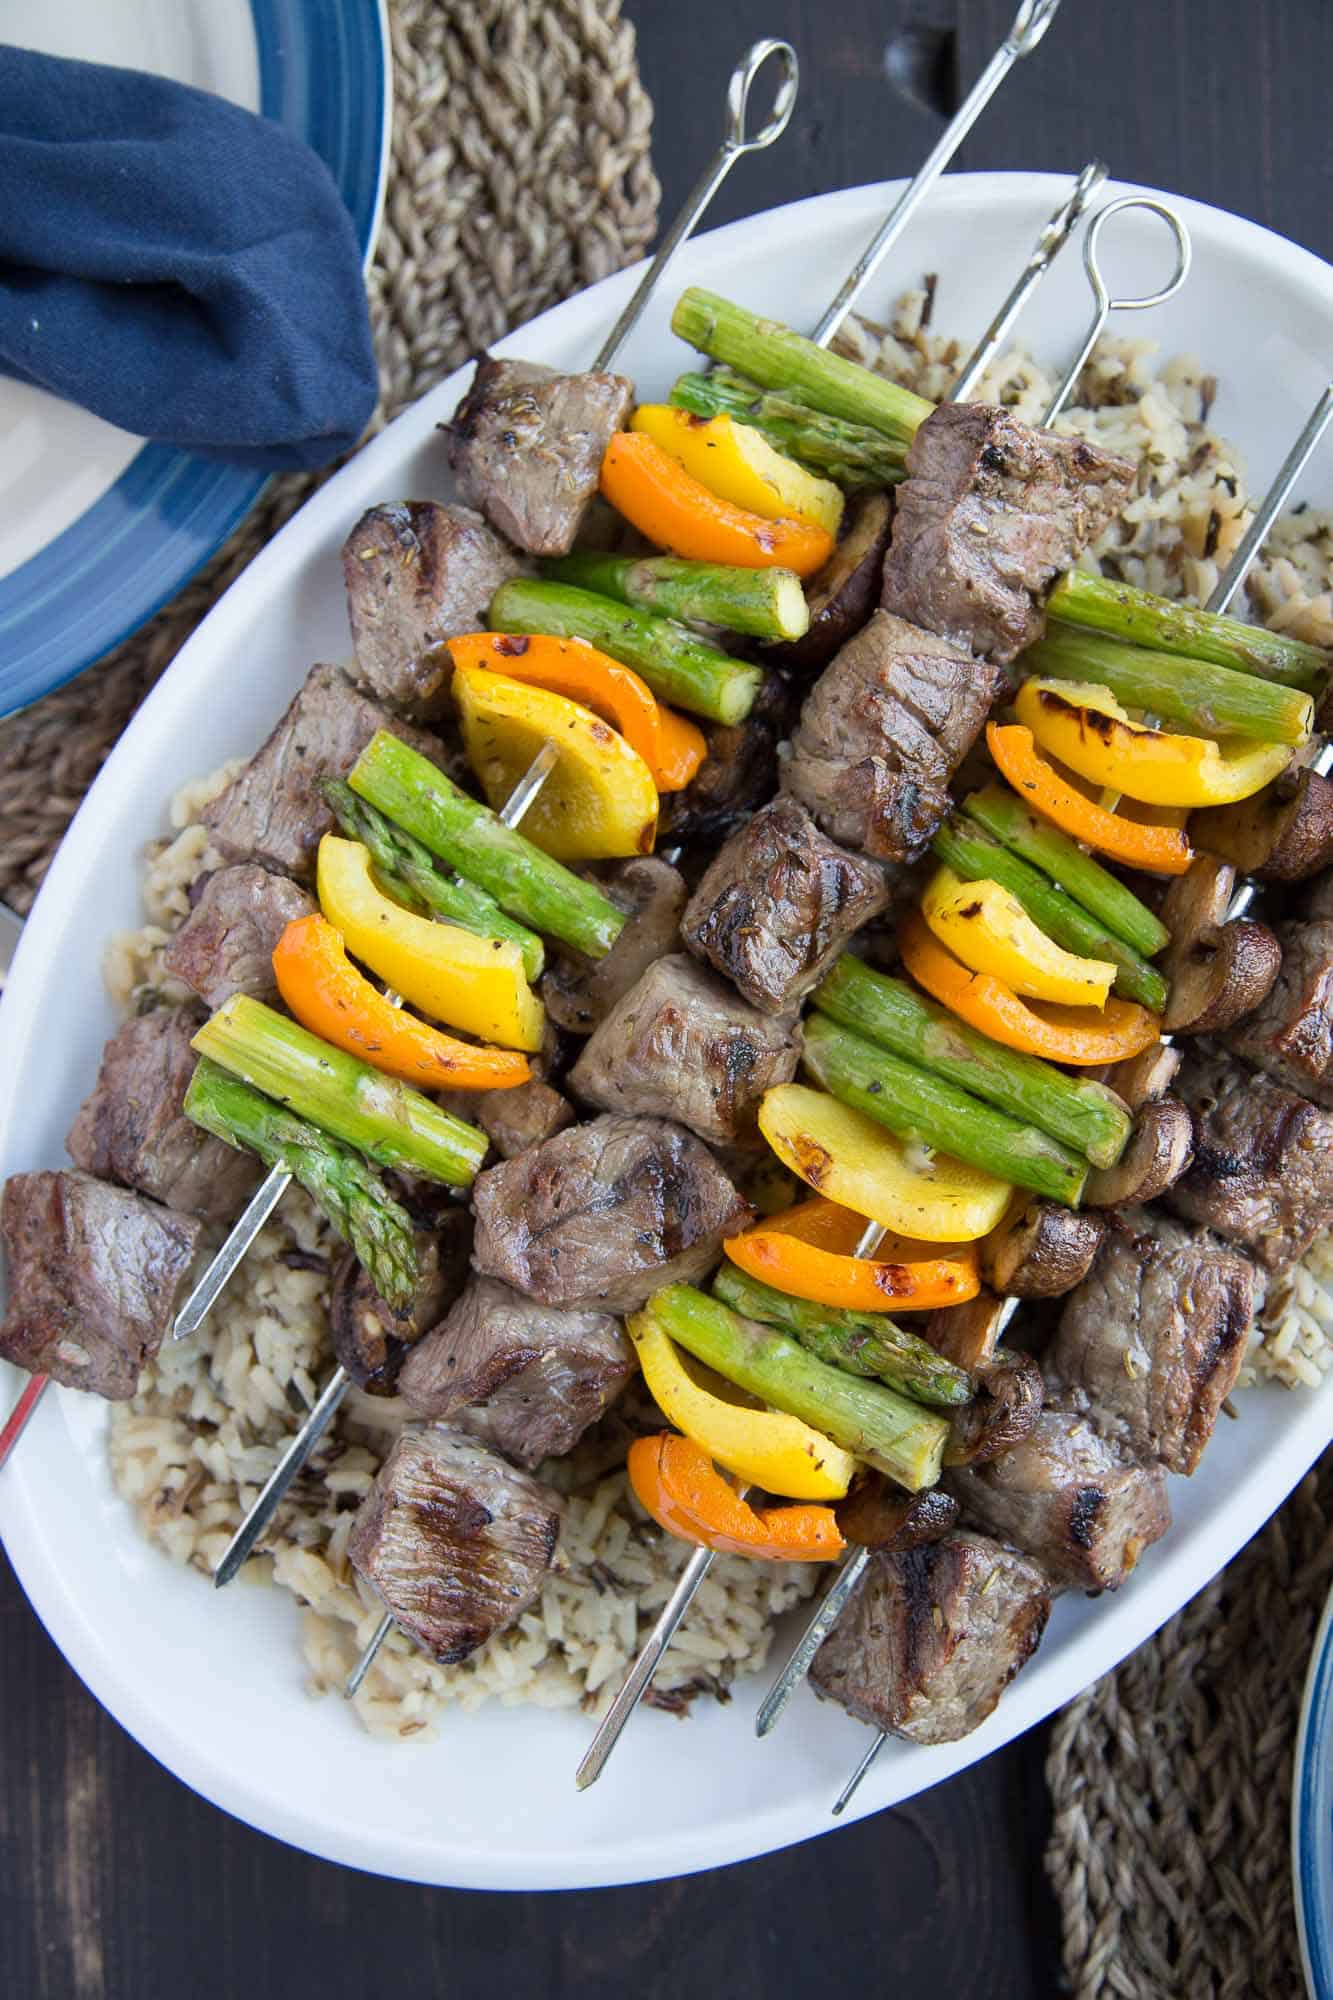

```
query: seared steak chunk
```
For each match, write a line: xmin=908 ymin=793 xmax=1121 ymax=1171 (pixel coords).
xmin=1225 ymin=919 xmax=1333 ymax=1110
xmin=470 ymin=1113 xmax=752 ymax=1312
xmin=341 ymin=502 xmax=528 ymax=717
xmin=330 ymin=1215 xmax=468 ymax=1395
xmin=659 ymin=670 xmax=795 ymax=848
xmin=201 ymin=663 xmax=447 ymax=881
xmin=398 ymin=1276 xmax=633 ymax=1467
xmin=682 ymin=797 xmax=889 ymax=1014
xmin=162 ymin=864 xmax=315 ymax=1011
xmin=781 ymin=611 xmax=1001 ymax=861
xmin=880 ymin=403 xmax=1136 ymax=663
xmin=445 ymin=356 xmax=633 ymax=556
xmin=543 ymin=857 xmax=687 ymax=1035
xmin=1169 ymin=1049 xmax=1333 ymax=1272
xmin=67 ymin=1007 xmax=259 ymax=1224
xmin=569 ymin=954 xmax=800 ymax=1143
xmin=1 ymin=1171 xmax=200 ymax=1399
xmin=1048 ymin=1206 xmax=1254 ymax=1474
xmin=450 ymin=1078 xmax=575 ymax=1161
xmin=810 ymin=1530 xmax=1050 ymax=1745
xmin=948 ymin=1409 xmax=1170 ymax=1593
xmin=347 ymin=1427 xmax=562 ymax=1664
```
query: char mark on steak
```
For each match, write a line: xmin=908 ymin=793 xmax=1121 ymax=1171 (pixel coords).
xmin=879 ymin=403 xmax=1137 ymax=664
xmin=809 ymin=1530 xmax=1051 ymax=1745
xmin=1169 ymin=1048 xmax=1333 ymax=1272
xmin=162 ymin=864 xmax=315 ymax=1013
xmin=444 ymin=356 xmax=633 ymax=557
xmin=470 ymin=1113 xmax=752 ymax=1313
xmin=781 ymin=610 xmax=1002 ymax=862
xmin=543 ymin=857 xmax=687 ymax=1036
xmin=1 ymin=1171 xmax=200 ymax=1399
xmin=330 ymin=1210 xmax=470 ymax=1395
xmin=347 ymin=1426 xmax=562 ymax=1665
xmin=1225 ymin=918 xmax=1333 ymax=1111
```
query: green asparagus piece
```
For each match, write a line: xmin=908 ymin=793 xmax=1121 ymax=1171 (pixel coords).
xmin=801 ymin=1014 xmax=1088 ymax=1208
xmin=670 ymin=289 xmax=934 ymax=444
xmin=812 ymin=955 xmax=1132 ymax=1170
xmin=192 ymin=995 xmax=486 ymax=1190
xmin=1025 ymin=624 xmax=1314 ymax=745
xmin=668 ymin=369 xmax=908 ymax=489
xmin=931 ymin=816 xmax=1168 ymax=1015
xmin=964 ymin=783 xmax=1169 ymax=960
xmin=645 ymin=1283 xmax=951 ymax=1492
xmin=711 ymin=1263 xmax=971 ymax=1408
xmin=323 ymin=779 xmax=544 ymax=982
xmin=184 ymin=1059 xmax=419 ymax=1309
xmin=544 ymin=550 xmax=809 ymax=642
xmin=349 ymin=730 xmax=625 ymax=961
xmin=488 ymin=577 xmax=761 ymax=726
xmin=1048 ymin=568 xmax=1327 ymax=694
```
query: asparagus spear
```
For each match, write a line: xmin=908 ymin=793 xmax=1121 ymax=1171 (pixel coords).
xmin=192 ymin=995 xmax=487 ymax=1190
xmin=488 ymin=577 xmax=762 ymax=727
xmin=646 ymin=1283 xmax=951 ymax=1492
xmin=801 ymin=1015 xmax=1088 ymax=1207
xmin=1024 ymin=625 xmax=1314 ymax=745
xmin=812 ymin=955 xmax=1132 ymax=1169
xmin=323 ymin=779 xmax=544 ymax=982
xmin=668 ymin=369 xmax=907 ymax=490
xmin=544 ymin=550 xmax=809 ymax=642
xmin=963 ymin=783 xmax=1169 ymax=960
xmin=711 ymin=1264 xmax=971 ymax=1408
xmin=348 ymin=730 xmax=625 ymax=961
xmin=184 ymin=1059 xmax=419 ymax=1309
xmin=1048 ymin=568 xmax=1327 ymax=694
xmin=670 ymin=289 xmax=934 ymax=445
xmin=931 ymin=817 xmax=1168 ymax=1015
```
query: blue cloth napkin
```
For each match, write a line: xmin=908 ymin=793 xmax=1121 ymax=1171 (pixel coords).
xmin=0 ymin=45 xmax=379 ymax=470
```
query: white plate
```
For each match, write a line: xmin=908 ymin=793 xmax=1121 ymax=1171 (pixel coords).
xmin=1 ymin=174 xmax=1331 ymax=1891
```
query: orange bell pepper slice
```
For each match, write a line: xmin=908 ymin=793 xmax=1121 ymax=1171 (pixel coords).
xmin=723 ymin=1195 xmax=980 ymax=1313
xmin=986 ymin=723 xmax=1193 ymax=876
xmin=273 ymin=914 xmax=531 ymax=1091
xmin=899 ymin=909 xmax=1163 ymax=1067
xmin=627 ymin=1432 xmax=846 ymax=1563
xmin=447 ymin=632 xmax=706 ymax=794
xmin=600 ymin=431 xmax=835 ymax=578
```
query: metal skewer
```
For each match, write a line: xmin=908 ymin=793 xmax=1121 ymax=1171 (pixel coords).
xmin=1043 ymin=194 xmax=1191 ymax=423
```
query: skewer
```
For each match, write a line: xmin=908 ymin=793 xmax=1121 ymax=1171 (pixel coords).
xmin=1043 ymin=194 xmax=1191 ymax=422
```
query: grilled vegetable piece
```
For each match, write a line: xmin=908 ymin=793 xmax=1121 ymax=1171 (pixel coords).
xmin=922 ymin=865 xmax=1117 ymax=1011
xmin=628 ymin=1432 xmax=846 ymax=1562
xmin=944 ymin=1350 xmax=1044 ymax=1468
xmin=1047 ymin=567 xmax=1328 ymax=692
xmin=330 ymin=1224 xmax=461 ymax=1396
xmin=542 ymin=856 xmax=687 ymax=1035
xmin=986 ymin=723 xmax=1193 ymax=877
xmin=721 ymin=1196 xmax=979 ymax=1316
xmin=1159 ymin=856 xmax=1282 ymax=1034
xmin=659 ymin=665 xmax=794 ymax=849
xmin=1190 ymin=764 xmax=1333 ymax=882
xmin=768 ymin=490 xmax=894 ymax=672
xmin=834 ymin=1478 xmax=960 ymax=1552
xmin=924 ymin=1292 xmax=1009 ymax=1372
xmin=1102 ymin=1041 xmax=1182 ymax=1112
xmin=630 ymin=404 xmax=845 ymax=537
xmin=669 ymin=367 xmax=908 ymax=488
xmin=545 ymin=549 xmax=811 ymax=643
xmin=600 ymin=431 xmax=835 ymax=577
xmin=162 ymin=864 xmax=316 ymax=1012
xmin=963 ymin=783 xmax=1170 ymax=961
xmin=1025 ymin=625 xmax=1314 ymax=745
xmin=1082 ymin=1098 xmax=1195 ymax=1209
xmin=1014 ymin=680 xmax=1293 ymax=810
xmin=979 ymin=1199 xmax=1105 ymax=1300
xmin=1169 ymin=1050 xmax=1333 ymax=1272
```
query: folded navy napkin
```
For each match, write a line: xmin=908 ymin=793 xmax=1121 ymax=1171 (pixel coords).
xmin=0 ymin=45 xmax=379 ymax=470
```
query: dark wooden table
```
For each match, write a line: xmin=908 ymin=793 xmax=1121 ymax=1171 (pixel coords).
xmin=2 ymin=5 xmax=1328 ymax=1995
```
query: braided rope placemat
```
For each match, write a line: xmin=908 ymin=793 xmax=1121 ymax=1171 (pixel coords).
xmin=0 ymin=0 xmax=658 ymax=910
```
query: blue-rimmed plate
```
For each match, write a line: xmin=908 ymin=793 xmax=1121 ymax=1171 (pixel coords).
xmin=0 ymin=0 xmax=391 ymax=719
xmin=1294 ymin=1583 xmax=1333 ymax=1995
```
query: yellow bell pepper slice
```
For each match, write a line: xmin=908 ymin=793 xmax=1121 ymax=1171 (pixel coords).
xmin=627 ymin=1308 xmax=855 ymax=1501
xmin=922 ymin=864 xmax=1117 ymax=1009
xmin=630 ymin=403 xmax=845 ymax=538
xmin=758 ymin=1083 xmax=1012 ymax=1243
xmin=316 ymin=836 xmax=544 ymax=1052
xmin=1014 ymin=678 xmax=1293 ymax=808
xmin=453 ymin=663 xmax=659 ymax=863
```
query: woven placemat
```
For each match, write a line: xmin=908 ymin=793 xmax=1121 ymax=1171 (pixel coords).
xmin=0 ymin=0 xmax=658 ymax=910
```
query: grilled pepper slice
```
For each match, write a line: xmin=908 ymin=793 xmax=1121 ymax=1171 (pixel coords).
xmin=723 ymin=1195 xmax=980 ymax=1313
xmin=628 ymin=1433 xmax=846 ymax=1563
xmin=630 ymin=403 xmax=845 ymax=537
xmin=922 ymin=865 xmax=1116 ymax=1008
xmin=600 ymin=430 xmax=835 ymax=577
xmin=1014 ymin=678 xmax=1294 ymax=809
xmin=986 ymin=722 xmax=1193 ymax=875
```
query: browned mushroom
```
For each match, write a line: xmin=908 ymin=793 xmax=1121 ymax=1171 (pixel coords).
xmin=834 ymin=1477 xmax=959 ymax=1551
xmin=979 ymin=1198 xmax=1105 ymax=1298
xmin=1102 ymin=1040 xmax=1182 ymax=1110
xmin=1159 ymin=855 xmax=1281 ymax=1032
xmin=923 ymin=1289 xmax=1008 ymax=1370
xmin=1191 ymin=765 xmax=1333 ymax=883
xmin=944 ymin=1349 xmax=1044 ymax=1467
xmin=1083 ymin=1097 xmax=1195 ymax=1207
xmin=766 ymin=489 xmax=892 ymax=671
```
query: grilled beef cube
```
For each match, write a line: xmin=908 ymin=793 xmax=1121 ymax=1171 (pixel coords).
xmin=947 ymin=1409 xmax=1170 ymax=1593
xmin=162 ymin=864 xmax=315 ymax=1012
xmin=470 ymin=1113 xmax=752 ymax=1312
xmin=543 ymin=856 xmax=687 ymax=1035
xmin=569 ymin=954 xmax=801 ymax=1144
xmin=1048 ymin=1206 xmax=1254 ymax=1474
xmin=201 ymin=663 xmax=448 ymax=882
xmin=347 ymin=1426 xmax=562 ymax=1664
xmin=1225 ymin=918 xmax=1333 ymax=1110
xmin=450 ymin=1078 xmax=575 ymax=1161
xmin=681 ymin=796 xmax=889 ymax=1014
xmin=879 ymin=404 xmax=1137 ymax=663
xmin=397 ymin=1275 xmax=633 ymax=1468
xmin=445 ymin=355 xmax=633 ymax=557
xmin=330 ymin=1217 xmax=467 ymax=1395
xmin=809 ymin=1531 xmax=1051 ymax=1745
xmin=659 ymin=669 xmax=794 ymax=848
xmin=1169 ymin=1049 xmax=1333 ymax=1272
xmin=0 ymin=1171 xmax=200 ymax=1399
xmin=66 ymin=1006 xmax=260 ymax=1224
xmin=781 ymin=611 xmax=1002 ymax=861
xmin=341 ymin=501 xmax=529 ymax=717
